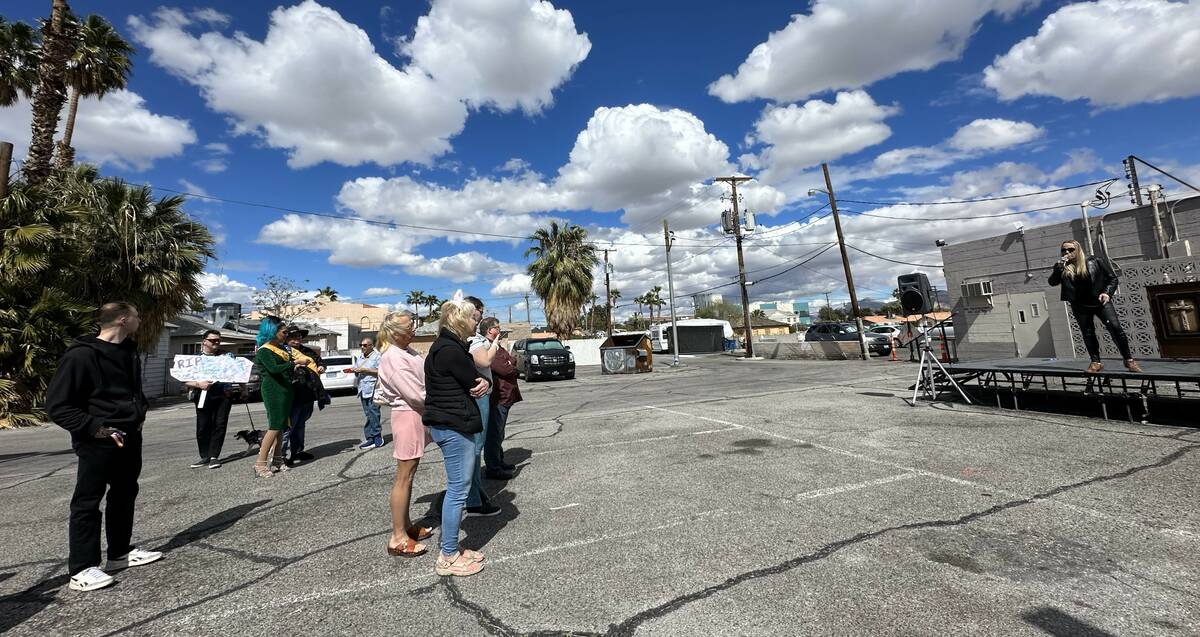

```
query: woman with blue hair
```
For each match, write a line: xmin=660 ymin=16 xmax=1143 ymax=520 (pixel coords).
xmin=252 ymin=316 xmax=309 ymax=477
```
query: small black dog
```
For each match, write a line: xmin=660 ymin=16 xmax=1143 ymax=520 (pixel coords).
xmin=234 ymin=428 xmax=264 ymax=452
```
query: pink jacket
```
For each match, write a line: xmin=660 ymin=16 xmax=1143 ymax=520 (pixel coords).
xmin=376 ymin=345 xmax=426 ymax=414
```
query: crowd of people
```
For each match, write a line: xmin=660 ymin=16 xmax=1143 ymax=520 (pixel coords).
xmin=46 ymin=295 xmax=524 ymax=590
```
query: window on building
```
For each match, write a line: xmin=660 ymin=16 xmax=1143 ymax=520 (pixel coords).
xmin=1031 ymin=303 xmax=1040 ymax=318
xmin=1017 ymin=310 xmax=1027 ymax=324
xmin=182 ymin=343 xmax=201 ymax=355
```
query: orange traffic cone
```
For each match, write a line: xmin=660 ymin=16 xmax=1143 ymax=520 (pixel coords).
xmin=889 ymin=336 xmax=898 ymax=361
xmin=939 ymin=340 xmax=949 ymax=363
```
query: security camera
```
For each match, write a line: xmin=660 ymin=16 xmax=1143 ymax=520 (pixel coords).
xmin=935 ymin=239 xmax=947 ymax=247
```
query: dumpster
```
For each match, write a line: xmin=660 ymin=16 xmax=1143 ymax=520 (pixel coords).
xmin=599 ymin=332 xmax=653 ymax=374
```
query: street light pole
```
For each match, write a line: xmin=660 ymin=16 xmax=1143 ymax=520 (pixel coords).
xmin=816 ymin=163 xmax=868 ymax=360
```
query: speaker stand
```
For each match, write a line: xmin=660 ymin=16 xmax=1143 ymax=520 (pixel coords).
xmin=908 ymin=315 xmax=971 ymax=407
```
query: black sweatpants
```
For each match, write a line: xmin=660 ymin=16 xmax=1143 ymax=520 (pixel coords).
xmin=1072 ymin=302 xmax=1132 ymax=362
xmin=69 ymin=437 xmax=142 ymax=575
xmin=195 ymin=394 xmax=233 ymax=460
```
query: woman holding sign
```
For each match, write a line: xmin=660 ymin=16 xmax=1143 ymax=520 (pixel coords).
xmin=252 ymin=316 xmax=311 ymax=477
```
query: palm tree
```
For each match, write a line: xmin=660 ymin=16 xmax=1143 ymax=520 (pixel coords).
xmin=424 ymin=294 xmax=441 ymax=322
xmin=55 ymin=14 xmax=133 ymax=169
xmin=60 ymin=165 xmax=216 ymax=349
xmin=525 ymin=221 xmax=598 ymax=337
xmin=587 ymin=292 xmax=598 ymax=332
xmin=316 ymin=285 xmax=338 ymax=302
xmin=406 ymin=290 xmax=424 ymax=326
xmin=646 ymin=286 xmax=664 ymax=323
xmin=0 ymin=179 xmax=93 ymax=427
xmin=22 ymin=0 xmax=76 ymax=186
xmin=0 ymin=17 xmax=40 ymax=107
xmin=634 ymin=293 xmax=647 ymax=328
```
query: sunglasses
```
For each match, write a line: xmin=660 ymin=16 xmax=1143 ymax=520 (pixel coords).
xmin=360 ymin=344 xmax=373 ymax=348
xmin=204 ymin=338 xmax=221 ymax=343
xmin=1061 ymin=247 xmax=1076 ymax=253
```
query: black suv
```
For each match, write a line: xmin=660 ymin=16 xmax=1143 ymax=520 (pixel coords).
xmin=805 ymin=322 xmax=892 ymax=356
xmin=512 ymin=338 xmax=576 ymax=380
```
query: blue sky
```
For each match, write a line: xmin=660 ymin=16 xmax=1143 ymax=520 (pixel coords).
xmin=3 ymin=0 xmax=1199 ymax=322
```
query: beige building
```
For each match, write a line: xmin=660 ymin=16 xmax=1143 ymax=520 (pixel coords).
xmin=251 ymin=301 xmax=390 ymax=352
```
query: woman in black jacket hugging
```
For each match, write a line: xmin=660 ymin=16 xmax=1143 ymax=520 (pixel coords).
xmin=1049 ymin=239 xmax=1142 ymax=374
xmin=423 ymin=299 xmax=491 ymax=577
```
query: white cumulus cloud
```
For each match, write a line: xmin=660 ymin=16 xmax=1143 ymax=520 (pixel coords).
xmin=399 ymin=0 xmax=590 ymax=114
xmin=983 ymin=0 xmax=1200 ymax=107
xmin=946 ymin=118 xmax=1044 ymax=151
xmin=199 ymin=272 xmax=257 ymax=306
xmin=740 ymin=90 xmax=898 ymax=184
xmin=0 ymin=90 xmax=195 ymax=170
xmin=129 ymin=0 xmax=589 ymax=169
xmin=709 ymin=0 xmax=1039 ymax=103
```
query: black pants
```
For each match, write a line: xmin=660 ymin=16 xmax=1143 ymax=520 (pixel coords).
xmin=69 ymin=437 xmax=142 ymax=575
xmin=195 ymin=395 xmax=232 ymax=460
xmin=1072 ymin=302 xmax=1132 ymax=362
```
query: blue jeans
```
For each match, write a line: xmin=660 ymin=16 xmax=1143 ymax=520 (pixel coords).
xmin=360 ymin=395 xmax=381 ymax=441
xmin=466 ymin=393 xmax=490 ymax=507
xmin=430 ymin=427 xmax=475 ymax=556
xmin=283 ymin=400 xmax=314 ymax=457
xmin=484 ymin=403 xmax=509 ymax=470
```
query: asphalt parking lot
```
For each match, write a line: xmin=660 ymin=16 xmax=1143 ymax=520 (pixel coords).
xmin=1 ymin=356 xmax=1197 ymax=636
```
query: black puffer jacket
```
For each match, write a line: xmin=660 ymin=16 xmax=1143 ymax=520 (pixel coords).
xmin=422 ymin=329 xmax=485 ymax=435
xmin=1048 ymin=256 xmax=1119 ymax=305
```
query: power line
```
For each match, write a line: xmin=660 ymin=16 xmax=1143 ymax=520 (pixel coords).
xmin=741 ymin=242 xmax=837 ymax=276
xmin=836 ymin=178 xmax=1115 ymax=207
xmin=749 ymin=243 xmax=839 ymax=285
xmin=853 ymin=201 xmax=1079 ymax=221
xmin=844 ymin=243 xmax=943 ymax=268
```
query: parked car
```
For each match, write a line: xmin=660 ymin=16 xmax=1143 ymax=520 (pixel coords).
xmin=319 ymin=354 xmax=358 ymax=394
xmin=512 ymin=338 xmax=576 ymax=380
xmin=228 ymin=354 xmax=261 ymax=402
xmin=867 ymin=324 xmax=903 ymax=341
xmin=805 ymin=322 xmax=892 ymax=356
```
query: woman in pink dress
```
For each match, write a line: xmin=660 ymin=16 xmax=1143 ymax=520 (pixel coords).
xmin=376 ymin=310 xmax=434 ymax=557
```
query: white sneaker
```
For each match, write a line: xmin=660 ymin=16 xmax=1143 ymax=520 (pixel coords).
xmin=106 ymin=547 xmax=163 ymax=572
xmin=68 ymin=567 xmax=115 ymax=591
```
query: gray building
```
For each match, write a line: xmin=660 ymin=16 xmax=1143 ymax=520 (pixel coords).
xmin=940 ymin=194 xmax=1200 ymax=361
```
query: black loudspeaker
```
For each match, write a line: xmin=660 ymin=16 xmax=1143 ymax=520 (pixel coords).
xmin=897 ymin=273 xmax=934 ymax=315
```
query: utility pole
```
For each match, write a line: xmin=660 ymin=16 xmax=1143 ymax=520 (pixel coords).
xmin=508 ymin=305 xmax=512 ymax=324
xmin=819 ymin=163 xmax=868 ymax=360
xmin=714 ymin=175 xmax=755 ymax=359
xmin=663 ymin=219 xmax=681 ymax=366
xmin=823 ymin=290 xmax=832 ymax=320
xmin=524 ymin=294 xmax=531 ymax=327
xmin=0 ymin=141 xmax=12 ymax=199
xmin=1123 ymin=155 xmax=1144 ymax=207
xmin=603 ymin=248 xmax=613 ymax=337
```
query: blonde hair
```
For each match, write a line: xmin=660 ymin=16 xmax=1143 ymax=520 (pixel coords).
xmin=377 ymin=310 xmax=416 ymax=352
xmin=1062 ymin=239 xmax=1088 ymax=279
xmin=440 ymin=299 xmax=477 ymax=341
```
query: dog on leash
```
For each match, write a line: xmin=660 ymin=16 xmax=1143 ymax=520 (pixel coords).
xmin=233 ymin=428 xmax=264 ymax=452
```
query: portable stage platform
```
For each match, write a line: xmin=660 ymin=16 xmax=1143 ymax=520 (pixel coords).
xmin=930 ymin=357 xmax=1200 ymax=424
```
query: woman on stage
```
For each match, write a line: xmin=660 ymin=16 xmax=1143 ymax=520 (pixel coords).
xmin=1049 ymin=239 xmax=1142 ymax=374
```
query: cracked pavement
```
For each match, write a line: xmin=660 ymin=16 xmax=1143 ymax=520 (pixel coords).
xmin=1 ymin=356 xmax=1197 ymax=636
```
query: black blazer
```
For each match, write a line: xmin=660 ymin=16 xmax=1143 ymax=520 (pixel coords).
xmin=1048 ymin=256 xmax=1119 ymax=304
xmin=422 ymin=329 xmax=486 ymax=435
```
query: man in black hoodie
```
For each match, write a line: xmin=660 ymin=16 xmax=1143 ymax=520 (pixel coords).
xmin=46 ymin=302 xmax=163 ymax=592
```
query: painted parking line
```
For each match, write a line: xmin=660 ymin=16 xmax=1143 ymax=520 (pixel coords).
xmin=795 ymin=473 xmax=919 ymax=500
xmin=655 ymin=405 xmax=1199 ymax=540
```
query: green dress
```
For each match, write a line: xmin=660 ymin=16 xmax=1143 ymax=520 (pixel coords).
xmin=255 ymin=344 xmax=295 ymax=431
